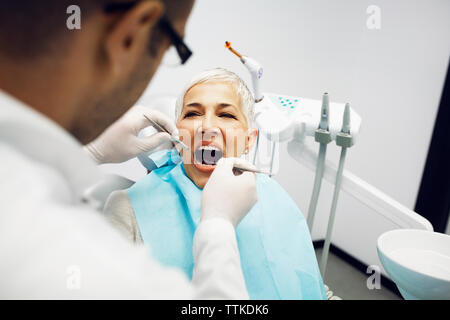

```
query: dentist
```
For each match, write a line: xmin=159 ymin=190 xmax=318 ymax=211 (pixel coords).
xmin=0 ymin=0 xmax=256 ymax=299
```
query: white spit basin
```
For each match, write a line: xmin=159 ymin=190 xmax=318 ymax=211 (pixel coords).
xmin=377 ymin=229 xmax=450 ymax=300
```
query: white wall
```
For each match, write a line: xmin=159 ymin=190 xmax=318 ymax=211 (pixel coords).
xmin=101 ymin=0 xmax=450 ymax=277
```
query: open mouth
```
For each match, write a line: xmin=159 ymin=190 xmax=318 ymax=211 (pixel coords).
xmin=193 ymin=145 xmax=223 ymax=172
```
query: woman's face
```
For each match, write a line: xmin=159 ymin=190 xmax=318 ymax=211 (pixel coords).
xmin=176 ymin=81 xmax=258 ymax=189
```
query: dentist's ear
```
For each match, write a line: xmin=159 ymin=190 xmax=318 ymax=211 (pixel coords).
xmin=104 ymin=0 xmax=164 ymax=78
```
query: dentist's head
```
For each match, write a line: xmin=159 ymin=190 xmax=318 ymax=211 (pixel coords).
xmin=175 ymin=68 xmax=258 ymax=189
xmin=0 ymin=0 xmax=194 ymax=144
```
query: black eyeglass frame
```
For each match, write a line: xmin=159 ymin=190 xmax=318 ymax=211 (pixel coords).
xmin=104 ymin=2 xmax=192 ymax=64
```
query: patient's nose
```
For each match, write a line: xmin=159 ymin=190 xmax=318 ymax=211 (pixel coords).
xmin=199 ymin=126 xmax=220 ymax=140
xmin=198 ymin=114 xmax=219 ymax=138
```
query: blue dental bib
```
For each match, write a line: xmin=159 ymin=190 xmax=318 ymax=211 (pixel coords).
xmin=128 ymin=150 xmax=326 ymax=299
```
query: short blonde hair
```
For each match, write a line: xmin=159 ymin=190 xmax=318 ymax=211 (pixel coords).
xmin=175 ymin=68 xmax=255 ymax=126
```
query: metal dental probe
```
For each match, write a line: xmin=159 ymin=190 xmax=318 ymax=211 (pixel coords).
xmin=233 ymin=165 xmax=271 ymax=175
xmin=143 ymin=114 xmax=190 ymax=150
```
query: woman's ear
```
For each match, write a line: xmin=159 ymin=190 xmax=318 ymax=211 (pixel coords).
xmin=246 ymin=128 xmax=259 ymax=153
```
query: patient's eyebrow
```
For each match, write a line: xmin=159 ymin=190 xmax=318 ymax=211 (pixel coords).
xmin=184 ymin=102 xmax=237 ymax=109
xmin=185 ymin=102 xmax=203 ymax=108
xmin=217 ymin=103 xmax=236 ymax=109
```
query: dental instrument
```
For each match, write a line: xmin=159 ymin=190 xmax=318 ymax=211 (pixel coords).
xmin=143 ymin=114 xmax=190 ymax=150
xmin=252 ymin=133 xmax=260 ymax=165
xmin=269 ymin=141 xmax=277 ymax=177
xmin=233 ymin=165 xmax=271 ymax=176
xmin=319 ymin=103 xmax=353 ymax=278
xmin=306 ymin=93 xmax=332 ymax=231
xmin=225 ymin=41 xmax=264 ymax=102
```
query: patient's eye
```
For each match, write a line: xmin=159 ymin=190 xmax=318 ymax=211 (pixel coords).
xmin=184 ymin=111 xmax=201 ymax=118
xmin=219 ymin=112 xmax=237 ymax=119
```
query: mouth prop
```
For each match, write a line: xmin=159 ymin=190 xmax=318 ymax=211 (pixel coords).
xmin=194 ymin=145 xmax=223 ymax=166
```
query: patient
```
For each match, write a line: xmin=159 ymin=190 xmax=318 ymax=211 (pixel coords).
xmin=104 ymin=68 xmax=326 ymax=299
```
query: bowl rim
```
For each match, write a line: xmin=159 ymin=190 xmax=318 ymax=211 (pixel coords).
xmin=377 ymin=229 xmax=450 ymax=283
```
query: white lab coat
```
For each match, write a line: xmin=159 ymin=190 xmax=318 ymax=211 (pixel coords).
xmin=0 ymin=91 xmax=248 ymax=299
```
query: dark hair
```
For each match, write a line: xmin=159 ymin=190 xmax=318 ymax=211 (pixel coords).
xmin=0 ymin=0 xmax=190 ymax=61
xmin=0 ymin=0 xmax=108 ymax=60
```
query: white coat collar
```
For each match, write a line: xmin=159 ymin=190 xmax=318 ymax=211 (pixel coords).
xmin=0 ymin=90 xmax=102 ymax=202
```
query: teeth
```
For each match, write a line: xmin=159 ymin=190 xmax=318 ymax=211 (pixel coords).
xmin=197 ymin=145 xmax=221 ymax=151
xmin=194 ymin=145 xmax=223 ymax=165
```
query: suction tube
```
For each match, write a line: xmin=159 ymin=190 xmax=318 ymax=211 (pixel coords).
xmin=320 ymin=103 xmax=353 ymax=278
xmin=306 ymin=93 xmax=332 ymax=231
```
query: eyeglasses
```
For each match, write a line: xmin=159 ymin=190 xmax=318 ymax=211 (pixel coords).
xmin=104 ymin=1 xmax=192 ymax=65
